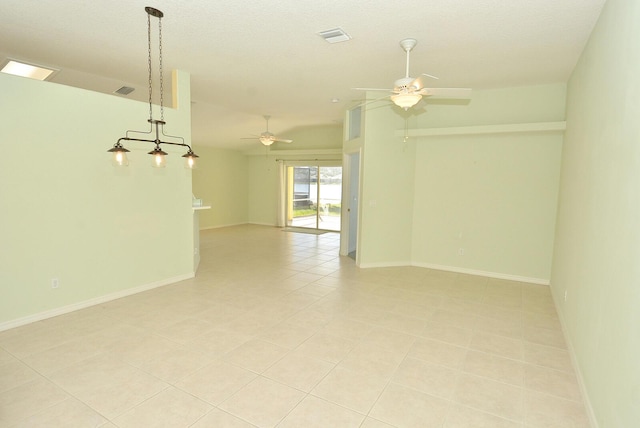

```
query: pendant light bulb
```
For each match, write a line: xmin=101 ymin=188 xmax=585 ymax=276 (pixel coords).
xmin=148 ymin=145 xmax=167 ymax=168
xmin=107 ymin=142 xmax=130 ymax=167
xmin=182 ymin=149 xmax=199 ymax=169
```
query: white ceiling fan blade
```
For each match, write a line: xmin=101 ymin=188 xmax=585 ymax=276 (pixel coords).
xmin=353 ymin=87 xmax=394 ymax=92
xmin=274 ymin=138 xmax=293 ymax=143
xmin=421 ymin=88 xmax=472 ymax=99
xmin=355 ymin=94 xmax=394 ymax=108
xmin=421 ymin=73 xmax=439 ymax=80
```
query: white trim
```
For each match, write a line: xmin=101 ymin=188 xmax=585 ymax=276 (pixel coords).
xmin=411 ymin=262 xmax=550 ymax=285
xmin=358 ymin=260 xmax=412 ymax=268
xmin=549 ymin=288 xmax=599 ymax=428
xmin=355 ymin=260 xmax=549 ymax=285
xmin=245 ymin=149 xmax=342 ymax=156
xmin=396 ymin=121 xmax=567 ymax=138
xmin=200 ymin=222 xmax=249 ymax=230
xmin=0 ymin=273 xmax=194 ymax=332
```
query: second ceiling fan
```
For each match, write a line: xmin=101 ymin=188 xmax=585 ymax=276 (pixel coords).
xmin=243 ymin=115 xmax=293 ymax=146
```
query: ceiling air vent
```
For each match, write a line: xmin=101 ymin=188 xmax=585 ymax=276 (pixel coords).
xmin=114 ymin=86 xmax=135 ymax=96
xmin=318 ymin=28 xmax=351 ymax=44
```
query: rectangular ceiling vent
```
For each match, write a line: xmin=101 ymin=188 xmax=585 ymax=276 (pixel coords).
xmin=114 ymin=86 xmax=135 ymax=96
xmin=318 ymin=28 xmax=351 ymax=44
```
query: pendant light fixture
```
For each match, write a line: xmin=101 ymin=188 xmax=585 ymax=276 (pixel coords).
xmin=107 ymin=6 xmax=198 ymax=168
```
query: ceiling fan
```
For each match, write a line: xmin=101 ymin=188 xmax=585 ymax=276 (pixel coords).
xmin=242 ymin=115 xmax=293 ymax=146
xmin=354 ymin=38 xmax=472 ymax=110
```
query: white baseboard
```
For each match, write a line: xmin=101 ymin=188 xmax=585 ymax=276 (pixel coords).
xmin=549 ymin=287 xmax=599 ymax=428
xmin=411 ymin=262 xmax=550 ymax=285
xmin=200 ymin=222 xmax=249 ymax=230
xmin=0 ymin=272 xmax=195 ymax=332
xmin=358 ymin=260 xmax=413 ymax=268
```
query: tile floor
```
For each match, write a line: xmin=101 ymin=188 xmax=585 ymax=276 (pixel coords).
xmin=0 ymin=224 xmax=591 ymax=427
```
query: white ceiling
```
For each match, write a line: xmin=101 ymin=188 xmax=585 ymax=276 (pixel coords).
xmin=0 ymin=0 xmax=606 ymax=150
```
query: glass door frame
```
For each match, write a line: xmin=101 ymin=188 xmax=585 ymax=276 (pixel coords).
xmin=284 ymin=161 xmax=342 ymax=231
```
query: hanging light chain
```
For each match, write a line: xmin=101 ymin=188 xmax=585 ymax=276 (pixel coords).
xmin=158 ymin=14 xmax=164 ymax=121
xmin=147 ymin=11 xmax=153 ymax=122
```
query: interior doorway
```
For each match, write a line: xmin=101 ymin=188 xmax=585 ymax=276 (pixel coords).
xmin=286 ymin=165 xmax=342 ymax=231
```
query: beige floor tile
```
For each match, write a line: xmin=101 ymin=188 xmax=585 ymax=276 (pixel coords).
xmin=190 ymin=408 xmax=257 ymax=427
xmin=524 ymin=390 xmax=590 ymax=427
xmin=463 ymin=350 xmax=525 ymax=386
xmin=12 ymin=397 xmax=107 ymax=428
xmin=175 ymin=359 xmax=257 ymax=405
xmin=0 ymin=360 xmax=42 ymax=393
xmin=135 ymin=346 xmax=212 ymax=383
xmin=113 ymin=386 xmax=212 ymax=427
xmin=219 ymin=376 xmax=305 ymax=427
xmin=369 ymin=383 xmax=450 ymax=427
xmin=419 ymin=321 xmax=473 ymax=347
xmin=359 ymin=418 xmax=397 ymax=428
xmin=473 ymin=314 xmax=523 ymax=339
xmin=222 ymin=339 xmax=289 ymax=373
xmin=0 ymin=348 xmax=17 ymax=365
xmin=444 ymin=403 xmax=522 ymax=427
xmin=311 ymin=365 xmax=388 ymax=414
xmin=409 ymin=337 xmax=469 ymax=369
xmin=523 ymin=311 xmax=561 ymax=330
xmin=48 ymin=353 xmax=168 ymax=419
xmin=154 ymin=317 xmax=216 ymax=344
xmin=374 ymin=311 xmax=427 ymax=335
xmin=523 ymin=326 xmax=567 ymax=349
xmin=453 ymin=373 xmax=524 ymax=422
xmin=20 ymin=337 xmax=103 ymax=376
xmin=294 ymin=332 xmax=355 ymax=363
xmin=392 ymin=356 xmax=461 ymax=400
xmin=278 ymin=395 xmax=365 ymax=427
xmin=258 ymin=321 xmax=319 ymax=348
xmin=523 ymin=341 xmax=574 ymax=373
xmin=102 ymin=333 xmax=181 ymax=367
xmin=338 ymin=344 xmax=405 ymax=379
xmin=360 ymin=327 xmax=416 ymax=354
xmin=0 ymin=378 xmax=69 ymax=426
xmin=523 ymin=364 xmax=582 ymax=401
xmin=320 ymin=317 xmax=374 ymax=341
xmin=431 ymin=309 xmax=479 ymax=329
xmin=0 ymin=325 xmax=74 ymax=359
xmin=469 ymin=331 xmax=524 ymax=361
xmin=184 ymin=328 xmax=254 ymax=357
xmin=263 ymin=351 xmax=334 ymax=392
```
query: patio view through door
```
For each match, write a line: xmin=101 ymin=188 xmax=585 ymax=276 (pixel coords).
xmin=286 ymin=165 xmax=342 ymax=231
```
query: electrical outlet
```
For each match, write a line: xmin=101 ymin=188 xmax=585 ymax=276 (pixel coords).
xmin=51 ymin=278 xmax=59 ymax=289
xmin=564 ymin=290 xmax=567 ymax=302
xmin=458 ymin=248 xmax=465 ymax=256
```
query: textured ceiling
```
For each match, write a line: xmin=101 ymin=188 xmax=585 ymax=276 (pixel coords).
xmin=0 ymin=0 xmax=606 ymax=150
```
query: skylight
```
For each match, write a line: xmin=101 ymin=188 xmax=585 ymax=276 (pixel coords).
xmin=1 ymin=60 xmax=57 ymax=81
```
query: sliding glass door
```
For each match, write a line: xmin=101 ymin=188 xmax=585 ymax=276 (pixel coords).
xmin=286 ymin=165 xmax=342 ymax=231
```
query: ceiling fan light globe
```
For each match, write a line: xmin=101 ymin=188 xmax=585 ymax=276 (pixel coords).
xmin=391 ymin=93 xmax=422 ymax=110
xmin=260 ymin=136 xmax=274 ymax=146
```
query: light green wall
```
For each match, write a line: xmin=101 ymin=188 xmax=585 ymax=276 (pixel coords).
xmin=0 ymin=71 xmax=194 ymax=327
xmin=246 ymin=155 xmax=279 ymax=225
xmin=271 ymin=124 xmax=343 ymax=150
xmin=358 ymin=101 xmax=416 ymax=266
xmin=192 ymin=146 xmax=248 ymax=229
xmin=551 ymin=0 xmax=640 ymax=425
xmin=411 ymin=84 xmax=565 ymax=281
